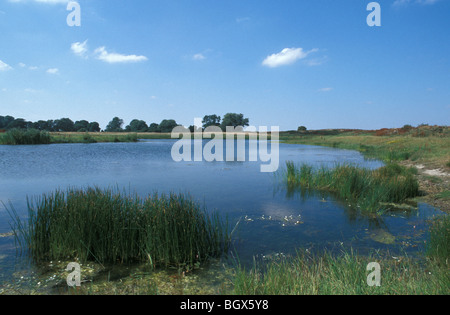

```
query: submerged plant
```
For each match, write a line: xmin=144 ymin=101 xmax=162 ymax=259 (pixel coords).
xmin=8 ymin=187 xmax=230 ymax=269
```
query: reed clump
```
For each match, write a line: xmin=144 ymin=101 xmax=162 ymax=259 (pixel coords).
xmin=0 ymin=128 xmax=51 ymax=145
xmin=284 ymin=162 xmax=420 ymax=213
xmin=8 ymin=187 xmax=230 ymax=269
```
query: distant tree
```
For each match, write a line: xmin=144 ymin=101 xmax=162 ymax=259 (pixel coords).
xmin=125 ymin=119 xmax=149 ymax=132
xmin=74 ymin=120 xmax=90 ymax=132
xmin=54 ymin=118 xmax=75 ymax=132
xmin=189 ymin=125 xmax=203 ymax=133
xmin=46 ymin=120 xmax=56 ymax=132
xmin=88 ymin=122 xmax=101 ymax=132
xmin=0 ymin=116 xmax=15 ymax=129
xmin=159 ymin=119 xmax=179 ymax=133
xmin=31 ymin=120 xmax=53 ymax=131
xmin=202 ymin=115 xmax=221 ymax=129
xmin=220 ymin=113 xmax=249 ymax=131
xmin=6 ymin=118 xmax=29 ymax=130
xmin=105 ymin=117 xmax=124 ymax=132
xmin=297 ymin=126 xmax=307 ymax=132
xmin=148 ymin=123 xmax=161 ymax=133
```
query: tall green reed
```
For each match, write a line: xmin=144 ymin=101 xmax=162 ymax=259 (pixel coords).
xmin=8 ymin=187 xmax=230 ymax=269
xmin=284 ymin=162 xmax=420 ymax=214
xmin=0 ymin=129 xmax=51 ymax=145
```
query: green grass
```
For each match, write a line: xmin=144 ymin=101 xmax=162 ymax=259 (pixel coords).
xmin=427 ymin=215 xmax=450 ymax=265
xmin=436 ymin=191 xmax=450 ymax=200
xmin=231 ymin=214 xmax=449 ymax=295
xmin=7 ymin=187 xmax=230 ymax=270
xmin=283 ymin=162 xmax=420 ymax=214
xmin=280 ymin=133 xmax=450 ymax=168
xmin=231 ymin=250 xmax=449 ymax=295
xmin=0 ymin=129 xmax=51 ymax=145
xmin=49 ymin=132 xmax=139 ymax=144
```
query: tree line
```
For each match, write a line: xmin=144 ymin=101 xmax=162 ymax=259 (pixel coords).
xmin=0 ymin=113 xmax=250 ymax=133
xmin=0 ymin=116 xmax=101 ymax=132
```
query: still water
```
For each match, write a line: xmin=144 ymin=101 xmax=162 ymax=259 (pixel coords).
xmin=0 ymin=140 xmax=443 ymax=289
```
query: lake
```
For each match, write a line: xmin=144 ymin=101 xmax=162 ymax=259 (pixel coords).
xmin=0 ymin=140 xmax=443 ymax=290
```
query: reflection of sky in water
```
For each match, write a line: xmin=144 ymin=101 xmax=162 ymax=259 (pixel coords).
xmin=0 ymin=140 xmax=444 ymax=280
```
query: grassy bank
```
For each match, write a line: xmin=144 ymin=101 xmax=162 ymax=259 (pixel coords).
xmin=231 ymin=250 xmax=448 ymax=295
xmin=7 ymin=187 xmax=230 ymax=269
xmin=49 ymin=132 xmax=140 ymax=144
xmin=283 ymin=162 xmax=420 ymax=214
xmin=280 ymin=130 xmax=450 ymax=169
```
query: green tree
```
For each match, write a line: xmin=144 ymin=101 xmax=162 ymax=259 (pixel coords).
xmin=105 ymin=117 xmax=124 ymax=132
xmin=297 ymin=126 xmax=307 ymax=132
xmin=0 ymin=116 xmax=15 ymax=129
xmin=159 ymin=119 xmax=179 ymax=133
xmin=125 ymin=119 xmax=149 ymax=132
xmin=74 ymin=120 xmax=90 ymax=132
xmin=220 ymin=113 xmax=249 ymax=131
xmin=6 ymin=118 xmax=29 ymax=130
xmin=31 ymin=120 xmax=52 ymax=131
xmin=88 ymin=122 xmax=101 ymax=132
xmin=202 ymin=115 xmax=221 ymax=129
xmin=148 ymin=123 xmax=160 ymax=133
xmin=54 ymin=118 xmax=75 ymax=132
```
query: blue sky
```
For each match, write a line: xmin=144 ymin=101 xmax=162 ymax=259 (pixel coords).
xmin=0 ymin=0 xmax=449 ymax=130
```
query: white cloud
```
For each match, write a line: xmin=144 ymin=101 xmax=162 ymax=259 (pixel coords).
xmin=46 ymin=68 xmax=59 ymax=74
xmin=71 ymin=40 xmax=88 ymax=57
xmin=192 ymin=53 xmax=206 ymax=61
xmin=94 ymin=47 xmax=148 ymax=64
xmin=262 ymin=48 xmax=318 ymax=68
xmin=318 ymin=87 xmax=333 ymax=92
xmin=0 ymin=60 xmax=12 ymax=71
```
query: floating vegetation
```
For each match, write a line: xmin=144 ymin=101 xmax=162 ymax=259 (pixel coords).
xmin=7 ymin=187 xmax=231 ymax=270
xmin=242 ymin=214 xmax=304 ymax=227
xmin=369 ymin=229 xmax=396 ymax=245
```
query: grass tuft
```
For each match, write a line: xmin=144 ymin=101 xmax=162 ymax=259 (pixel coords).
xmin=7 ymin=187 xmax=230 ymax=270
xmin=284 ymin=162 xmax=420 ymax=214
xmin=0 ymin=129 xmax=51 ymax=145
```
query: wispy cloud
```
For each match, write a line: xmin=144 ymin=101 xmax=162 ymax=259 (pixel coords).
xmin=262 ymin=48 xmax=318 ymax=68
xmin=192 ymin=53 xmax=206 ymax=61
xmin=0 ymin=60 xmax=12 ymax=71
xmin=318 ymin=87 xmax=333 ymax=92
xmin=71 ymin=40 xmax=88 ymax=58
xmin=46 ymin=68 xmax=59 ymax=74
xmin=94 ymin=47 xmax=148 ymax=64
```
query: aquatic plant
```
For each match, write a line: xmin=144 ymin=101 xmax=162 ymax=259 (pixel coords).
xmin=284 ymin=162 xmax=420 ymax=213
xmin=0 ymin=128 xmax=51 ymax=145
xmin=8 ymin=187 xmax=230 ymax=269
